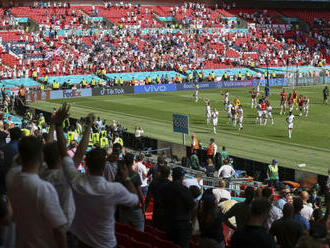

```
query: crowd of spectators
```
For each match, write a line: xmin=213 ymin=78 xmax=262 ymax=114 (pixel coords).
xmin=0 ymin=2 xmax=328 ymax=83
xmin=0 ymin=102 xmax=328 ymax=248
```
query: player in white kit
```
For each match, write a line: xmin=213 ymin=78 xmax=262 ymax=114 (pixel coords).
xmin=264 ymin=103 xmax=274 ymax=125
xmin=286 ymin=111 xmax=295 ymax=139
xmin=223 ymin=90 xmax=229 ymax=109
xmin=205 ymin=99 xmax=211 ymax=125
xmin=211 ymin=108 xmax=219 ymax=134
xmin=193 ymin=84 xmax=199 ymax=102
xmin=256 ymin=101 xmax=263 ymax=125
xmin=237 ymin=105 xmax=244 ymax=130
xmin=303 ymin=96 xmax=309 ymax=117
xmin=226 ymin=102 xmax=233 ymax=123
xmin=231 ymin=105 xmax=237 ymax=127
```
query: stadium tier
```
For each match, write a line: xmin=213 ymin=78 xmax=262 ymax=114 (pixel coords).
xmin=0 ymin=2 xmax=328 ymax=88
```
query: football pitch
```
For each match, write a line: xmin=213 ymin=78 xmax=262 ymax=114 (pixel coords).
xmin=31 ymin=85 xmax=330 ymax=175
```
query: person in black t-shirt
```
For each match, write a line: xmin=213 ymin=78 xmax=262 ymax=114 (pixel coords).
xmin=270 ymin=203 xmax=303 ymax=248
xmin=230 ymin=198 xmax=275 ymax=248
xmin=159 ymin=167 xmax=194 ymax=248
xmin=145 ymin=164 xmax=171 ymax=231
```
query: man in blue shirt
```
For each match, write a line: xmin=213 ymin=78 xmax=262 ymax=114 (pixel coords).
xmin=292 ymin=197 xmax=310 ymax=231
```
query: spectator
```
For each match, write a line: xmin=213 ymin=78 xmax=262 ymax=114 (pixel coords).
xmin=104 ymin=142 xmax=122 ymax=182
xmin=183 ymin=173 xmax=203 ymax=190
xmin=206 ymin=158 xmax=216 ymax=177
xmin=230 ymin=198 xmax=275 ymax=248
xmin=270 ymin=203 xmax=304 ymax=248
xmin=160 ymin=167 xmax=194 ymax=248
xmin=190 ymin=149 xmax=200 ymax=170
xmin=145 ymin=164 xmax=171 ymax=231
xmin=198 ymin=188 xmax=225 ymax=248
xmin=116 ymin=155 xmax=145 ymax=231
xmin=54 ymin=104 xmax=139 ymax=248
xmin=223 ymin=186 xmax=255 ymax=231
xmin=147 ymin=155 xmax=165 ymax=181
xmin=40 ymin=141 xmax=75 ymax=229
xmin=6 ymin=136 xmax=67 ymax=248
xmin=213 ymin=179 xmax=231 ymax=205
xmin=262 ymin=187 xmax=283 ymax=230
xmin=220 ymin=146 xmax=229 ymax=165
xmin=134 ymin=153 xmax=148 ymax=196
xmin=273 ymin=185 xmax=291 ymax=210
xmin=189 ymin=185 xmax=201 ymax=236
xmin=0 ymin=127 xmax=21 ymax=194
xmin=217 ymin=159 xmax=235 ymax=180
xmin=300 ymin=191 xmax=313 ymax=221
xmin=293 ymin=197 xmax=310 ymax=231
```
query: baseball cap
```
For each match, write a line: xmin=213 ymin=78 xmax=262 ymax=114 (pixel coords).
xmin=172 ymin=167 xmax=186 ymax=179
xmin=272 ymin=159 xmax=278 ymax=164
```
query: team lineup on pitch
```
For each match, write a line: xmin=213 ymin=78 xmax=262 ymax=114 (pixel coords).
xmin=32 ymin=85 xmax=330 ymax=175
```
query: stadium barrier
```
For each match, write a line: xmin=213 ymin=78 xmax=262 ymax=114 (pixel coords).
xmin=92 ymin=86 xmax=134 ymax=96
xmin=50 ymin=88 xmax=92 ymax=100
xmin=286 ymin=76 xmax=330 ymax=86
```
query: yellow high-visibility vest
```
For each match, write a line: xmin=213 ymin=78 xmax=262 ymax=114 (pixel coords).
xmin=100 ymin=137 xmax=109 ymax=148
xmin=67 ymin=131 xmax=75 ymax=145
xmin=92 ymin=133 xmax=100 ymax=144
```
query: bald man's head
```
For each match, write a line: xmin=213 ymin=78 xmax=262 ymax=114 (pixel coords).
xmin=300 ymin=191 xmax=309 ymax=202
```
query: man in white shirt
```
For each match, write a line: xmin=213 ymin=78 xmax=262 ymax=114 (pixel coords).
xmin=54 ymin=104 xmax=139 ymax=248
xmin=213 ymin=179 xmax=231 ymax=205
xmin=40 ymin=141 xmax=75 ymax=229
xmin=135 ymin=154 xmax=148 ymax=195
xmin=183 ymin=174 xmax=203 ymax=189
xmin=6 ymin=136 xmax=67 ymax=248
xmin=218 ymin=159 xmax=236 ymax=179
xmin=300 ymin=191 xmax=313 ymax=220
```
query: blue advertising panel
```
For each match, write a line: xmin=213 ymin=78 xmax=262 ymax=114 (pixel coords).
xmin=253 ymin=78 xmax=287 ymax=87
xmin=134 ymin=84 xmax=177 ymax=94
xmin=176 ymin=80 xmax=253 ymax=91
xmin=173 ymin=114 xmax=189 ymax=134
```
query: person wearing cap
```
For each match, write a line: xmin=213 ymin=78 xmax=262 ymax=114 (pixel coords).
xmin=267 ymin=159 xmax=279 ymax=188
xmin=159 ymin=167 xmax=194 ymax=248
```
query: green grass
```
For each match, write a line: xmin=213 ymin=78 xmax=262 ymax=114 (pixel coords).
xmin=31 ymin=85 xmax=330 ymax=175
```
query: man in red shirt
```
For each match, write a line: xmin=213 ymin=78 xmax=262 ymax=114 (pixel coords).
xmin=298 ymin=95 xmax=304 ymax=116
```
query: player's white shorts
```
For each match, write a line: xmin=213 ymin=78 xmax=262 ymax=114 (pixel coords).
xmin=288 ymin=123 xmax=293 ymax=129
xmin=257 ymin=111 xmax=262 ymax=118
xmin=227 ymin=112 xmax=232 ymax=118
xmin=213 ymin=119 xmax=218 ymax=126
xmin=268 ymin=112 xmax=273 ymax=119
xmin=238 ymin=116 xmax=243 ymax=123
xmin=207 ymin=112 xmax=211 ymax=118
xmin=304 ymin=106 xmax=309 ymax=111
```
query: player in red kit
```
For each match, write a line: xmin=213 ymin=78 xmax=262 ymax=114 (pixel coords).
xmin=288 ymin=93 xmax=294 ymax=112
xmin=261 ymin=100 xmax=267 ymax=125
xmin=280 ymin=89 xmax=287 ymax=115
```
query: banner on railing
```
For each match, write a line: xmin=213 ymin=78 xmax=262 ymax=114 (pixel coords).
xmin=134 ymin=84 xmax=177 ymax=94
xmin=253 ymin=78 xmax=287 ymax=87
xmin=26 ymin=90 xmax=51 ymax=103
xmin=92 ymin=86 xmax=134 ymax=96
xmin=176 ymin=80 xmax=253 ymax=91
xmin=50 ymin=88 xmax=92 ymax=100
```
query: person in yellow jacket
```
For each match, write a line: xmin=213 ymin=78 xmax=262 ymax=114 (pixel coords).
xmin=67 ymin=130 xmax=76 ymax=145
xmin=52 ymin=81 xmax=59 ymax=90
xmin=21 ymin=127 xmax=30 ymax=136
xmin=237 ymin=71 xmax=242 ymax=80
xmin=81 ymin=79 xmax=87 ymax=88
xmin=102 ymin=68 xmax=107 ymax=78
xmin=43 ymin=75 xmax=48 ymax=84
xmin=100 ymin=136 xmax=109 ymax=148
xmin=245 ymin=71 xmax=251 ymax=80
xmin=272 ymin=72 xmax=276 ymax=78
xmin=114 ymin=77 xmax=118 ymax=85
xmin=156 ymin=75 xmax=161 ymax=84
xmin=223 ymin=72 xmax=228 ymax=81
xmin=32 ymin=71 xmax=37 ymax=80
xmin=119 ymin=77 xmax=124 ymax=85
xmin=90 ymin=78 xmax=96 ymax=88
xmin=98 ymin=79 xmax=103 ymax=86
xmin=113 ymin=135 xmax=123 ymax=147
xmin=92 ymin=132 xmax=100 ymax=145
xmin=40 ymin=84 xmax=44 ymax=91
xmin=188 ymin=73 xmax=193 ymax=82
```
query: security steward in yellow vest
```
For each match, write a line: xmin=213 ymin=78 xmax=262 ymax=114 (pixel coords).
xmin=198 ymin=72 xmax=203 ymax=81
xmin=156 ymin=76 xmax=161 ymax=84
xmin=114 ymin=77 xmax=118 ymax=85
xmin=272 ymin=72 xmax=276 ymax=78
xmin=119 ymin=77 xmax=124 ymax=85
xmin=237 ymin=72 xmax=242 ymax=80
xmin=98 ymin=79 xmax=103 ymax=86
xmin=211 ymin=72 xmax=215 ymax=81
xmin=223 ymin=72 xmax=228 ymax=81
xmin=92 ymin=132 xmax=100 ymax=145
xmin=81 ymin=79 xmax=87 ymax=88
xmin=245 ymin=71 xmax=251 ymax=80
xmin=67 ymin=130 xmax=75 ymax=145
xmin=90 ymin=78 xmax=96 ymax=88
xmin=267 ymin=159 xmax=279 ymax=187
xmin=114 ymin=136 xmax=123 ymax=147
xmin=188 ymin=73 xmax=193 ymax=82
xmin=100 ymin=136 xmax=109 ymax=148
xmin=52 ymin=81 xmax=59 ymax=90
xmin=40 ymin=84 xmax=44 ymax=91
xmin=21 ymin=128 xmax=30 ymax=136
xmin=32 ymin=70 xmax=37 ymax=80
xmin=43 ymin=75 xmax=48 ymax=84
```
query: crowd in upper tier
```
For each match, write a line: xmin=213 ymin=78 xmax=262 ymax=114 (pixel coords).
xmin=0 ymin=1 xmax=328 ymax=82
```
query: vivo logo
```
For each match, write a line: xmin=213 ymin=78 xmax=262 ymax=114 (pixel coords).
xmin=143 ymin=85 xmax=167 ymax=92
xmin=63 ymin=90 xmax=82 ymax=98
